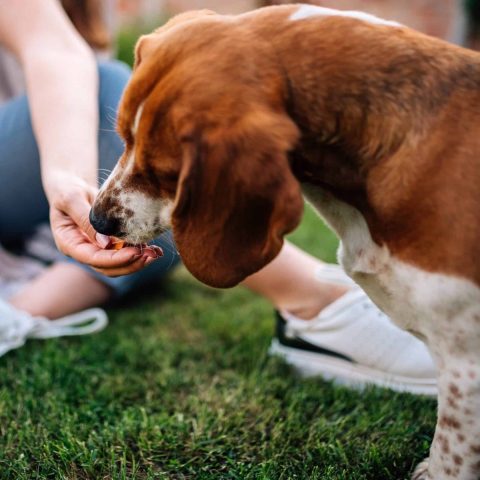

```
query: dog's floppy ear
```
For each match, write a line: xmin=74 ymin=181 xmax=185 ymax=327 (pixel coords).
xmin=172 ymin=109 xmax=303 ymax=288
xmin=133 ymin=34 xmax=157 ymax=70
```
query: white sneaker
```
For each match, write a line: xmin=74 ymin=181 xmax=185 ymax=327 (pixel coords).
xmin=0 ymin=299 xmax=108 ymax=357
xmin=269 ymin=265 xmax=437 ymax=396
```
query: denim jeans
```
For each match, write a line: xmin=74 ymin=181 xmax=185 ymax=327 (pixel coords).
xmin=0 ymin=60 xmax=180 ymax=296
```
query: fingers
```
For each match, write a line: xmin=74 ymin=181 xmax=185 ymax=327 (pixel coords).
xmin=51 ymin=184 xmax=108 ymax=249
xmin=64 ymin=228 xmax=162 ymax=273
xmin=49 ymin=183 xmax=165 ymax=275
xmin=68 ymin=192 xmax=107 ymax=248
xmin=65 ymin=237 xmax=156 ymax=270
xmin=79 ymin=245 xmax=143 ymax=269
xmin=52 ymin=209 xmax=161 ymax=269
xmin=92 ymin=253 xmax=160 ymax=277
xmin=148 ymin=245 xmax=164 ymax=257
xmin=91 ymin=245 xmax=164 ymax=277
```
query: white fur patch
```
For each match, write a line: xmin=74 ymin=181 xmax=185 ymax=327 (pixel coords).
xmin=118 ymin=190 xmax=173 ymax=243
xmin=158 ymin=200 xmax=174 ymax=227
xmin=289 ymin=5 xmax=401 ymax=27
xmin=301 ymin=184 xmax=480 ymax=341
xmin=96 ymin=146 xmax=173 ymax=243
xmin=132 ymin=102 xmax=144 ymax=137
xmin=123 ymin=150 xmax=136 ymax=176
xmin=302 ymin=183 xmax=480 ymax=478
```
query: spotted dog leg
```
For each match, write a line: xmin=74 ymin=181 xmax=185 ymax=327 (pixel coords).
xmin=412 ymin=459 xmax=430 ymax=480
xmin=413 ymin=349 xmax=480 ymax=480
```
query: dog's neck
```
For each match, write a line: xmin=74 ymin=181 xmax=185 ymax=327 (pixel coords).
xmin=238 ymin=5 xmax=480 ymax=284
xmin=272 ymin=20 xmax=430 ymax=192
xmin=250 ymin=7 xmax=480 ymax=209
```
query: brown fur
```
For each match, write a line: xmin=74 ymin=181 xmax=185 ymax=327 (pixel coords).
xmin=114 ymin=5 xmax=480 ymax=288
xmin=91 ymin=7 xmax=480 ymax=479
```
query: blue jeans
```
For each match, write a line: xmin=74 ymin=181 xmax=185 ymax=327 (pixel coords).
xmin=0 ymin=60 xmax=180 ymax=296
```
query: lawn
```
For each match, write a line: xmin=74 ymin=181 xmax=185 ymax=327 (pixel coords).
xmin=0 ymin=206 xmax=436 ymax=479
xmin=0 ymin=24 xmax=436 ymax=480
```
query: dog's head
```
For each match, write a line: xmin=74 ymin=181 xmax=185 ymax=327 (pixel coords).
xmin=91 ymin=10 xmax=303 ymax=287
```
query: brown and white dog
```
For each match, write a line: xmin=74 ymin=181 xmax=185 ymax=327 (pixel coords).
xmin=90 ymin=5 xmax=480 ymax=479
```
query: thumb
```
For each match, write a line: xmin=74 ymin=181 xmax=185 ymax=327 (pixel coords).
xmin=67 ymin=192 xmax=111 ymax=249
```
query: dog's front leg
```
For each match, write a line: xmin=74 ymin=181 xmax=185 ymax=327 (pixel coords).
xmin=413 ymin=349 xmax=480 ymax=480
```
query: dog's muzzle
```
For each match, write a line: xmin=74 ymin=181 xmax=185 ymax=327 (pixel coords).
xmin=89 ymin=208 xmax=123 ymax=237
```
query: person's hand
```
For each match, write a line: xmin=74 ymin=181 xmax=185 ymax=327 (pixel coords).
xmin=47 ymin=175 xmax=163 ymax=277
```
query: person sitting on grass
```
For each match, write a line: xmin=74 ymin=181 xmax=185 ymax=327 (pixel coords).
xmin=0 ymin=0 xmax=436 ymax=394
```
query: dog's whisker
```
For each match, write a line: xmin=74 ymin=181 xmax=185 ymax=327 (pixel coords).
xmin=105 ymin=106 xmax=119 ymax=119
xmin=105 ymin=105 xmax=119 ymax=115
xmin=154 ymin=234 xmax=180 ymax=260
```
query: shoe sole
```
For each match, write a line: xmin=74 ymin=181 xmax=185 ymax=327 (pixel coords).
xmin=269 ymin=339 xmax=437 ymax=397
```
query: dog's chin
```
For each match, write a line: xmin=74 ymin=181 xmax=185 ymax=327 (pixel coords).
xmin=122 ymin=226 xmax=168 ymax=245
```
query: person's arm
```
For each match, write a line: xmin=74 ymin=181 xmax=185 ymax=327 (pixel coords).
xmin=0 ymin=0 xmax=98 ymax=193
xmin=0 ymin=0 xmax=159 ymax=275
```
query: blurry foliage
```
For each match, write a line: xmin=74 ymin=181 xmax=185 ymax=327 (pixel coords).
xmin=466 ymin=0 xmax=480 ymax=24
xmin=116 ymin=18 xmax=167 ymax=68
xmin=116 ymin=26 xmax=142 ymax=67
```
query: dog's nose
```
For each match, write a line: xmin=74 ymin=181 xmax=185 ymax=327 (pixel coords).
xmin=89 ymin=208 xmax=122 ymax=236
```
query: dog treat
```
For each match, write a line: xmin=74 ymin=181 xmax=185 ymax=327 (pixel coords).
xmin=113 ymin=240 xmax=126 ymax=250
xmin=108 ymin=237 xmax=126 ymax=250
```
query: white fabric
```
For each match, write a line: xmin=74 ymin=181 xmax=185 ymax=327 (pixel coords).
xmin=0 ymin=299 xmax=108 ymax=357
xmin=0 ymin=231 xmax=108 ymax=357
xmin=23 ymin=223 xmax=65 ymax=264
xmin=0 ymin=243 xmax=46 ymax=300
xmin=0 ymin=224 xmax=65 ymax=300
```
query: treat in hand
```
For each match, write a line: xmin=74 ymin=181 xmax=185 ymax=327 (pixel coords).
xmin=108 ymin=237 xmax=127 ymax=250
xmin=112 ymin=239 xmax=126 ymax=250
xmin=107 ymin=237 xmax=164 ymax=257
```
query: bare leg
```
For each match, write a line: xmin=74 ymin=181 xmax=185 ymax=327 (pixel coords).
xmin=242 ymin=241 xmax=347 ymax=319
xmin=9 ymin=262 xmax=111 ymax=319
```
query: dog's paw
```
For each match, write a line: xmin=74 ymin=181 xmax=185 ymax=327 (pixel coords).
xmin=412 ymin=459 xmax=430 ymax=480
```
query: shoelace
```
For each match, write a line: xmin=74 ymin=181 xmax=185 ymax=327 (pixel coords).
xmin=0 ymin=303 xmax=108 ymax=357
xmin=28 ymin=308 xmax=108 ymax=339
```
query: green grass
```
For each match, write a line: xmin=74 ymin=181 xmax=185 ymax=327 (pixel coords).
xmin=0 ymin=206 xmax=436 ymax=479
xmin=0 ymin=24 xmax=436 ymax=479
